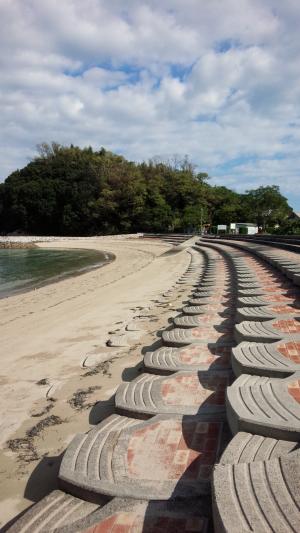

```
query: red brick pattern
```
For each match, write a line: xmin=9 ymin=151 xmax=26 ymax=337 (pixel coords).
xmin=83 ymin=513 xmax=207 ymax=532
xmin=126 ymin=419 xmax=221 ymax=482
xmin=179 ymin=345 xmax=231 ymax=366
xmin=272 ymin=319 xmax=300 ymax=334
xmin=190 ymin=304 xmax=233 ymax=313
xmin=193 ymin=296 xmax=232 ymax=304
xmin=277 ymin=342 xmax=300 ymax=363
xmin=242 ymin=258 xmax=289 ymax=283
xmin=257 ymin=276 xmax=285 ymax=283
xmin=191 ymin=326 xmax=232 ymax=341
xmin=190 ymin=313 xmax=231 ymax=325
xmin=288 ymin=380 xmax=300 ymax=404
xmin=265 ymin=295 xmax=297 ymax=303
xmin=270 ymin=306 xmax=300 ymax=314
xmin=243 ymin=265 xmax=274 ymax=274
xmin=259 ymin=286 xmax=289 ymax=293
xmin=161 ymin=374 xmax=228 ymax=406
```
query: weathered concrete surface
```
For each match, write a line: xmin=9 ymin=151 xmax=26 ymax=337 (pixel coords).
xmin=194 ymin=240 xmax=300 ymax=531
xmin=234 ymin=317 xmax=300 ymax=343
xmin=182 ymin=304 xmax=235 ymax=316
xmin=236 ymin=303 xmax=300 ymax=323
xmin=189 ymin=295 xmax=234 ymax=306
xmin=173 ymin=314 xmax=235 ymax=328
xmin=9 ymin=493 xmax=209 ymax=533
xmin=59 ymin=413 xmax=224 ymax=500
xmin=226 ymin=373 xmax=300 ymax=440
xmin=162 ymin=325 xmax=235 ymax=347
xmin=6 ymin=490 xmax=101 ymax=532
xmin=237 ymin=284 xmax=294 ymax=298
xmin=212 ymin=450 xmax=300 ymax=532
xmin=232 ymin=340 xmax=300 ymax=377
xmin=115 ymin=370 xmax=231 ymax=417
xmin=144 ymin=344 xmax=232 ymax=373
xmin=237 ymin=293 xmax=300 ymax=307
xmin=219 ymin=431 xmax=299 ymax=465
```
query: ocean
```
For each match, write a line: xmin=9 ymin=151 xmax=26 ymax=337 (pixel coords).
xmin=0 ymin=247 xmax=113 ymax=298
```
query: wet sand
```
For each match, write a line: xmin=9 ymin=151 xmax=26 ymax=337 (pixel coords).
xmin=0 ymin=236 xmax=195 ymax=528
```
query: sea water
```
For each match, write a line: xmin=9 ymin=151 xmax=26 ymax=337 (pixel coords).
xmin=0 ymin=247 xmax=113 ymax=298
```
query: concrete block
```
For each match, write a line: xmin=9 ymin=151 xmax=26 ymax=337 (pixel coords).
xmin=236 ymin=304 xmax=300 ymax=323
xmin=162 ymin=325 xmax=235 ymax=347
xmin=60 ymin=413 xmax=224 ymax=500
xmin=232 ymin=340 xmax=300 ymax=378
xmin=212 ymin=449 xmax=300 ymax=532
xmin=226 ymin=373 xmax=300 ymax=440
xmin=219 ymin=431 xmax=298 ymax=465
xmin=6 ymin=490 xmax=100 ymax=532
xmin=115 ymin=370 xmax=231 ymax=417
xmin=234 ymin=318 xmax=300 ymax=344
xmin=144 ymin=344 xmax=232 ymax=373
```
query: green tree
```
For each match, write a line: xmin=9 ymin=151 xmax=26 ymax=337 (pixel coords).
xmin=0 ymin=143 xmax=294 ymax=237
xmin=207 ymin=186 xmax=243 ymax=226
xmin=243 ymin=185 xmax=292 ymax=230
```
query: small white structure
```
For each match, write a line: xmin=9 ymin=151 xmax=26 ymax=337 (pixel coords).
xmin=230 ymin=222 xmax=258 ymax=235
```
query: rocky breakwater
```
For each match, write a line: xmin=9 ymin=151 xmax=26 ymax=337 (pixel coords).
xmin=0 ymin=233 xmax=144 ymax=248
xmin=0 ymin=241 xmax=37 ymax=249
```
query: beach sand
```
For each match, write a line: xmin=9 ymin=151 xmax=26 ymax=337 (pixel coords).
xmin=0 ymin=236 xmax=196 ymax=528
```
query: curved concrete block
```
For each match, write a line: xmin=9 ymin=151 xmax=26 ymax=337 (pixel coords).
xmin=212 ymin=450 xmax=300 ymax=532
xmin=144 ymin=344 xmax=232 ymax=373
xmin=236 ymin=304 xmax=300 ymax=322
xmin=183 ymin=303 xmax=235 ymax=316
xmin=237 ymin=293 xmax=300 ymax=307
xmin=219 ymin=431 xmax=299 ymax=465
xmin=6 ymin=490 xmax=100 ymax=532
xmin=59 ymin=413 xmax=224 ymax=500
xmin=189 ymin=296 xmax=234 ymax=306
xmin=232 ymin=341 xmax=300 ymax=378
xmin=162 ymin=325 xmax=235 ymax=347
xmin=115 ymin=370 xmax=231 ymax=417
xmin=226 ymin=374 xmax=300 ymax=440
xmin=174 ymin=314 xmax=235 ymax=328
xmin=235 ymin=318 xmax=300 ymax=344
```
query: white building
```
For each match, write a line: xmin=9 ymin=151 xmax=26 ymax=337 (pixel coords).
xmin=230 ymin=222 xmax=258 ymax=235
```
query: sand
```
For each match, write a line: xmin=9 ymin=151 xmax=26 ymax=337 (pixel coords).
xmin=0 ymin=235 xmax=196 ymax=528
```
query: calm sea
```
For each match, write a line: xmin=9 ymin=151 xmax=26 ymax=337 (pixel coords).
xmin=0 ymin=247 xmax=113 ymax=298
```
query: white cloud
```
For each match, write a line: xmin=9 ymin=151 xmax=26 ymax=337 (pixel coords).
xmin=1 ymin=0 xmax=300 ymax=209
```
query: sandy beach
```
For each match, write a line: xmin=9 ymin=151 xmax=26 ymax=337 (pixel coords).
xmin=0 ymin=235 xmax=196 ymax=528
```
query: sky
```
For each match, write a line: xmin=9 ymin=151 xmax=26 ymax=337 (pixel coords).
xmin=1 ymin=0 xmax=300 ymax=210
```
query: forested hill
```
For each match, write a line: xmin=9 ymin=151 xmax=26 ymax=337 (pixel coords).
xmin=0 ymin=143 xmax=294 ymax=236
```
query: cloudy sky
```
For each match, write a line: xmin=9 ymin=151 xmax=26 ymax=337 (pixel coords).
xmin=1 ymin=0 xmax=300 ymax=209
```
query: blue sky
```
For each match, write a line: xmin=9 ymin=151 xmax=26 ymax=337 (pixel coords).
xmin=1 ymin=0 xmax=300 ymax=210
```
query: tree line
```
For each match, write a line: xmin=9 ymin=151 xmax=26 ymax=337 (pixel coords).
xmin=0 ymin=142 xmax=296 ymax=236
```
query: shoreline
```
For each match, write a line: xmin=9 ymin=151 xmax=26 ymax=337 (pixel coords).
xmin=0 ymin=235 xmax=195 ymax=527
xmin=0 ymin=247 xmax=116 ymax=300
xmin=0 ymin=242 xmax=37 ymax=249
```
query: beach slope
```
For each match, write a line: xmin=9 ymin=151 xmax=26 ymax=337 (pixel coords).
xmin=0 ymin=236 xmax=194 ymax=527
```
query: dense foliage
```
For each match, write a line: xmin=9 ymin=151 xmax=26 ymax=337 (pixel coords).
xmin=0 ymin=143 xmax=294 ymax=235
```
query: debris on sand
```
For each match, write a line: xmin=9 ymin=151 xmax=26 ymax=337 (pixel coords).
xmin=31 ymin=399 xmax=55 ymax=418
xmin=83 ymin=360 xmax=113 ymax=378
xmin=68 ymin=386 xmax=101 ymax=411
xmin=6 ymin=415 xmax=64 ymax=464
